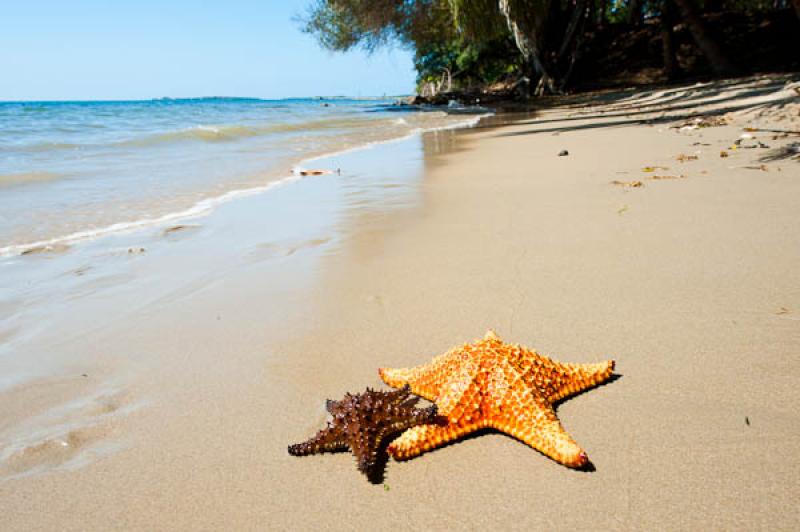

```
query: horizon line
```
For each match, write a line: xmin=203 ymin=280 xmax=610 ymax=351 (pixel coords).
xmin=0 ymin=94 xmax=414 ymax=104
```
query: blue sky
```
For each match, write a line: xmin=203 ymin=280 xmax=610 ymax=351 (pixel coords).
xmin=0 ymin=1 xmax=417 ymax=100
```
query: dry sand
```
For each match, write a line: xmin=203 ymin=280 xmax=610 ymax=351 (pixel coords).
xmin=1 ymin=75 xmax=799 ymax=530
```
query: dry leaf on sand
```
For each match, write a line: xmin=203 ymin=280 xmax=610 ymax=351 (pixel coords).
xmin=611 ymin=180 xmax=643 ymax=188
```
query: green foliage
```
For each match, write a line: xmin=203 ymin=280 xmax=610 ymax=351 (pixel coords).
xmin=415 ymin=36 xmax=522 ymax=89
xmin=448 ymin=0 xmax=507 ymax=39
xmin=302 ymin=0 xmax=526 ymax=91
xmin=299 ymin=0 xmax=453 ymax=52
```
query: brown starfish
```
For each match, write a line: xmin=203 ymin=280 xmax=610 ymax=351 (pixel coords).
xmin=379 ymin=331 xmax=615 ymax=468
xmin=288 ymin=385 xmax=438 ymax=479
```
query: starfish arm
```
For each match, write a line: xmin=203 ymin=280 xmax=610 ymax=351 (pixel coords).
xmin=393 ymin=404 xmax=439 ymax=429
xmin=379 ymin=351 xmax=458 ymax=402
xmin=379 ymin=366 xmax=436 ymax=401
xmin=353 ymin=433 xmax=382 ymax=474
xmin=387 ymin=420 xmax=486 ymax=460
xmin=383 ymin=383 xmax=412 ymax=403
xmin=547 ymin=359 xmax=615 ymax=404
xmin=492 ymin=406 xmax=588 ymax=468
xmin=287 ymin=426 xmax=348 ymax=456
xmin=325 ymin=399 xmax=340 ymax=414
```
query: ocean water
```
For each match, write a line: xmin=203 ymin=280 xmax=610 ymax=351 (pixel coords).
xmin=0 ymin=97 xmax=482 ymax=256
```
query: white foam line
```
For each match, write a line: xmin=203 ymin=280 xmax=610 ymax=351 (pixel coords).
xmin=0 ymin=113 xmax=491 ymax=258
xmin=0 ymin=176 xmax=301 ymax=258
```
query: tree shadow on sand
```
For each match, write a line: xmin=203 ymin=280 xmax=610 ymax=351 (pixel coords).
xmin=467 ymin=76 xmax=799 ymax=138
xmin=759 ymin=142 xmax=800 ymax=163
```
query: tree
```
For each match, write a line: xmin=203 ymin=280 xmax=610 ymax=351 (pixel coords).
xmin=495 ymin=0 xmax=554 ymax=93
xmin=455 ymin=0 xmax=590 ymax=94
xmin=303 ymin=0 xmax=591 ymax=95
xmin=299 ymin=0 xmax=453 ymax=53
xmin=672 ymin=0 xmax=738 ymax=75
xmin=660 ymin=0 xmax=681 ymax=80
xmin=300 ymin=0 xmax=782 ymax=96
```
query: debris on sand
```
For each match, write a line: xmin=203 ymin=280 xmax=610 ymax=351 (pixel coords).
xmin=292 ymin=168 xmax=340 ymax=176
xmin=21 ymin=243 xmax=71 ymax=256
xmin=558 ymin=150 xmax=569 ymax=156
xmin=162 ymin=225 xmax=199 ymax=236
xmin=642 ymin=166 xmax=669 ymax=172
xmin=733 ymin=138 xmax=772 ymax=149
xmin=673 ymin=115 xmax=728 ymax=130
xmin=611 ymin=180 xmax=643 ymax=188
xmin=676 ymin=154 xmax=699 ymax=162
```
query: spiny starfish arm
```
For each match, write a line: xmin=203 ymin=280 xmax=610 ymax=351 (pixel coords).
xmin=381 ymin=404 xmax=440 ymax=436
xmin=354 ymin=406 xmax=437 ymax=474
xmin=288 ymin=426 xmax=348 ymax=456
xmin=401 ymin=403 xmax=439 ymax=422
xmin=382 ymin=383 xmax=413 ymax=405
xmin=325 ymin=399 xmax=340 ymax=414
xmin=494 ymin=408 xmax=588 ymax=468
xmin=387 ymin=420 xmax=488 ymax=460
xmin=547 ymin=359 xmax=615 ymax=404
xmin=399 ymin=396 xmax=421 ymax=409
xmin=352 ymin=435 xmax=382 ymax=474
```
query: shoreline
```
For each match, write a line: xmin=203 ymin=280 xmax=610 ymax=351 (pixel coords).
xmin=1 ymin=76 xmax=799 ymax=529
xmin=0 ymin=111 xmax=488 ymax=258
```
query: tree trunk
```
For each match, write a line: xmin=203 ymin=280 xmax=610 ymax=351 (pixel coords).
xmin=556 ymin=0 xmax=588 ymax=91
xmin=498 ymin=0 xmax=556 ymax=95
xmin=673 ymin=0 xmax=738 ymax=76
xmin=497 ymin=0 xmax=589 ymax=96
xmin=660 ymin=0 xmax=681 ymax=80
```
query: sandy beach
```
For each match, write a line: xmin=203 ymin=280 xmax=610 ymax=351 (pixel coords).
xmin=1 ymin=75 xmax=799 ymax=530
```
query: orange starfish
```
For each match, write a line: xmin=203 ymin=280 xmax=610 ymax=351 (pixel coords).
xmin=378 ymin=331 xmax=615 ymax=468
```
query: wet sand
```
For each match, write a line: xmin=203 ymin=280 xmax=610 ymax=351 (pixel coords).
xmin=1 ymin=76 xmax=799 ymax=530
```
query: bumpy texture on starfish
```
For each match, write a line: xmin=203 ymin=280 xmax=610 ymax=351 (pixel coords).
xmin=379 ymin=331 xmax=615 ymax=468
xmin=288 ymin=385 xmax=438 ymax=478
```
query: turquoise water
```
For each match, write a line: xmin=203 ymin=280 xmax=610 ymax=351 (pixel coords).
xmin=0 ymin=97 xmax=479 ymax=255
